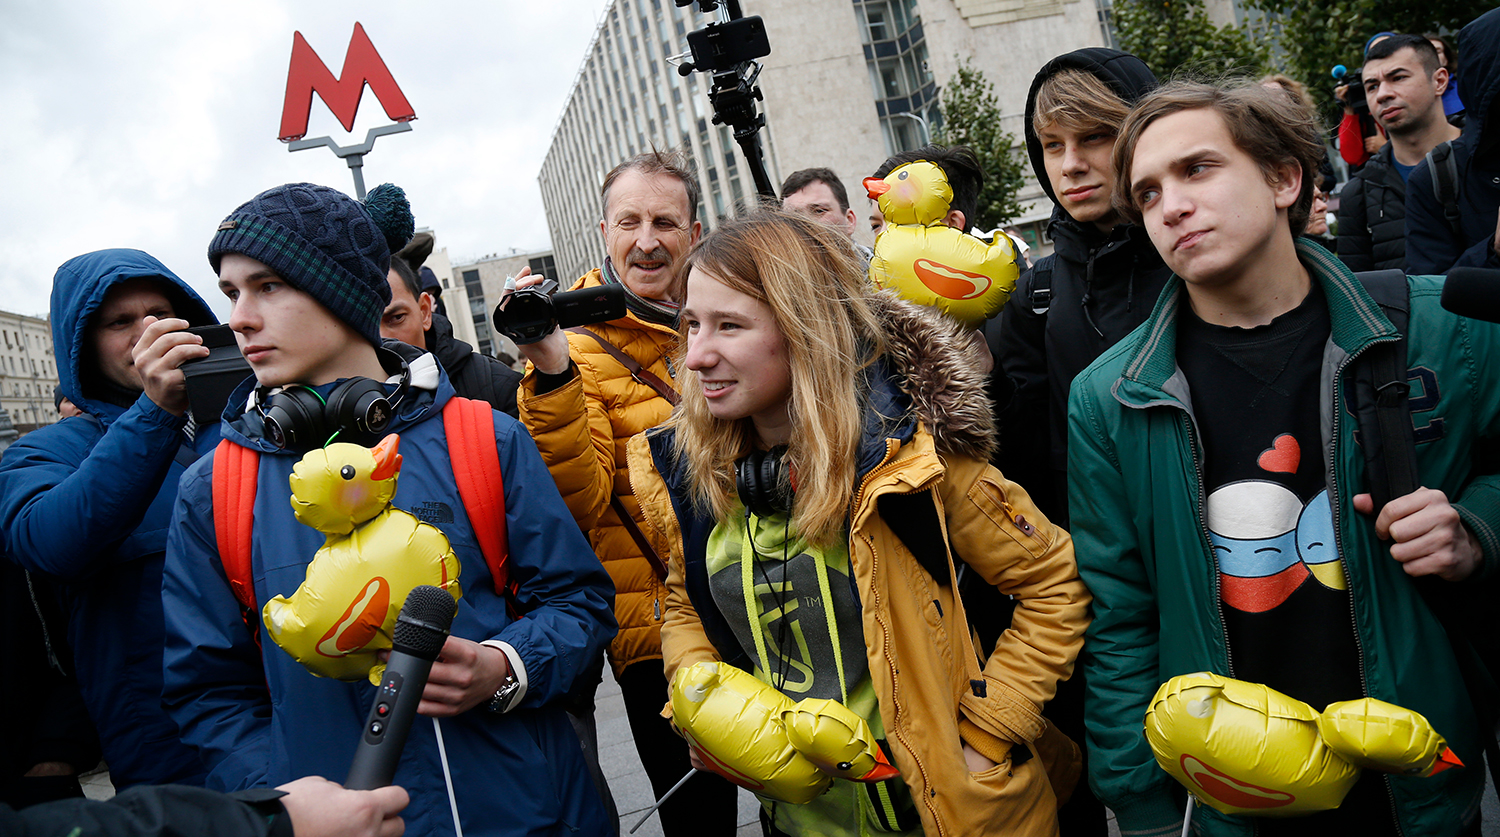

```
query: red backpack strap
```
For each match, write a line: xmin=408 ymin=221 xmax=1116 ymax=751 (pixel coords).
xmin=442 ymin=397 xmax=513 ymax=600
xmin=212 ymin=439 xmax=260 ymax=613
xmin=212 ymin=439 xmax=264 ymax=651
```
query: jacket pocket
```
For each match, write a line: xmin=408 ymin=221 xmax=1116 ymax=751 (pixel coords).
xmin=966 ymin=478 xmax=1051 ymax=559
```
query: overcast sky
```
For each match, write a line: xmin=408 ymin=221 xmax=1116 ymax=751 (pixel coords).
xmin=1 ymin=1 xmax=619 ymax=320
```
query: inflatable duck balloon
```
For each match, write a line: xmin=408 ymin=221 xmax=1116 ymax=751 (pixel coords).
xmin=1144 ymin=672 xmax=1460 ymax=817
xmin=783 ymin=698 xmax=900 ymax=782
xmin=864 ymin=160 xmax=1019 ymax=328
xmin=263 ymin=435 xmax=463 ymax=684
xmin=670 ymin=661 xmax=899 ymax=804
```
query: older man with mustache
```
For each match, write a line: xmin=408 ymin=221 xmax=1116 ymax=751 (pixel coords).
xmin=513 ymin=150 xmax=739 ymax=836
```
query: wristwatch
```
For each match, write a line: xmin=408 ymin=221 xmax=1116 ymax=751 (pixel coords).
xmin=488 ymin=670 xmax=522 ymax=714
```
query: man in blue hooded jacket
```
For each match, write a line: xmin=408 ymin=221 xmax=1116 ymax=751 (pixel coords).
xmin=161 ymin=182 xmax=616 ymax=837
xmin=0 ymin=249 xmax=219 ymax=790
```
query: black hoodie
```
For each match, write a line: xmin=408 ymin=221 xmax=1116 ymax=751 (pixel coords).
xmin=993 ymin=48 xmax=1169 ymax=525
xmin=424 ymin=311 xmax=521 ymax=418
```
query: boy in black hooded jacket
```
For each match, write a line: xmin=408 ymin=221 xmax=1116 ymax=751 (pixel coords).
xmin=996 ymin=49 xmax=1170 ymax=529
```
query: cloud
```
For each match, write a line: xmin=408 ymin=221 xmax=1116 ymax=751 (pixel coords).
xmin=1 ymin=0 xmax=608 ymax=319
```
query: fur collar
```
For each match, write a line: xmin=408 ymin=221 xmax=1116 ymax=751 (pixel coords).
xmin=870 ymin=292 xmax=997 ymax=462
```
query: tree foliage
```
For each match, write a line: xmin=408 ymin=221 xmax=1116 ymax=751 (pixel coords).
xmin=935 ymin=59 xmax=1027 ymax=231
xmin=1114 ymin=0 xmax=1272 ymax=82
xmin=1241 ymin=0 xmax=1490 ymax=114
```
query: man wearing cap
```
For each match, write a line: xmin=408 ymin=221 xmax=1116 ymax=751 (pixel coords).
xmin=161 ymin=182 xmax=616 ymax=836
xmin=0 ymin=250 xmax=219 ymax=791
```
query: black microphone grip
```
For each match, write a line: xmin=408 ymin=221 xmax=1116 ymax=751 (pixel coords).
xmin=345 ymin=586 xmax=457 ymax=790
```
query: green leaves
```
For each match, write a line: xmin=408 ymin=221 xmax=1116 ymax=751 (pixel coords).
xmin=1114 ymin=0 xmax=1271 ymax=83
xmin=935 ymin=59 xmax=1028 ymax=231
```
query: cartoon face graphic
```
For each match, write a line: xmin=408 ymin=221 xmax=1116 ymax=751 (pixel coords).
xmin=1207 ymin=480 xmax=1308 ymax=613
xmin=1207 ymin=480 xmax=1348 ymax=613
xmin=1297 ymin=490 xmax=1347 ymax=591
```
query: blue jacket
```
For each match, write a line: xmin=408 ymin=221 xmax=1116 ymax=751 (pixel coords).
xmin=1406 ymin=8 xmax=1500 ymax=275
xmin=161 ymin=354 xmax=617 ymax=837
xmin=0 ymin=249 xmax=218 ymax=788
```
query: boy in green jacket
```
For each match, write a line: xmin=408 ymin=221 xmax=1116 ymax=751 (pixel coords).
xmin=1068 ymin=79 xmax=1500 ymax=836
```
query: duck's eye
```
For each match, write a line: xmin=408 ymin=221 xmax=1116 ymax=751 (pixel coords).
xmin=897 ymin=170 xmax=909 ymax=180
xmin=340 ymin=465 xmax=356 ymax=480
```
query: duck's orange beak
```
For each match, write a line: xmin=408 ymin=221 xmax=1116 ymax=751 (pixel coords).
xmin=864 ymin=177 xmax=890 ymax=198
xmin=1428 ymin=746 xmax=1464 ymax=776
xmin=370 ymin=434 xmax=402 ymax=481
xmin=858 ymin=749 xmax=901 ymax=782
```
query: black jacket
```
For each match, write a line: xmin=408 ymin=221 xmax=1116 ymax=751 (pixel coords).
xmin=0 ymin=786 xmax=293 ymax=837
xmin=424 ymin=312 xmax=521 ymax=418
xmin=1336 ymin=144 xmax=1408 ymax=272
xmin=1407 ymin=7 xmax=1500 ymax=275
xmin=994 ymin=48 xmax=1169 ymax=524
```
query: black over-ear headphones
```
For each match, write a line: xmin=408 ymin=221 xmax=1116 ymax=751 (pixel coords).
xmin=254 ymin=356 xmax=410 ymax=451
xmin=735 ymin=445 xmax=793 ymax=518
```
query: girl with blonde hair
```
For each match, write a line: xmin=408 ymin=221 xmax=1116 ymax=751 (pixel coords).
xmin=627 ymin=210 xmax=1089 ymax=836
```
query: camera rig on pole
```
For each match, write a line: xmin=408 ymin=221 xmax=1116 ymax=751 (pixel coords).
xmin=674 ymin=0 xmax=777 ymax=200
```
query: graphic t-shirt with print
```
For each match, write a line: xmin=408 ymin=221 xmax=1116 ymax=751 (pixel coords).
xmin=706 ymin=507 xmax=920 ymax=835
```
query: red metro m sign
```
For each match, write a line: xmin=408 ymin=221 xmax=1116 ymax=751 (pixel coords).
xmin=279 ymin=22 xmax=415 ymax=143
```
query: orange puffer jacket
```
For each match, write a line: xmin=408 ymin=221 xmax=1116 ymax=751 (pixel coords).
xmin=517 ymin=269 xmax=677 ymax=676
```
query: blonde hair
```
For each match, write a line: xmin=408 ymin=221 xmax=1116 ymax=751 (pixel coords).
xmin=1033 ymin=68 xmax=1132 ymax=137
xmin=663 ymin=210 xmax=883 ymax=546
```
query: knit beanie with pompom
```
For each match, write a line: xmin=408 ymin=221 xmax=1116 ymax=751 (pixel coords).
xmin=208 ymin=182 xmax=415 ymax=346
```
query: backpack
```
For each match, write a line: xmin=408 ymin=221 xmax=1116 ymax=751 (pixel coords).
xmin=1349 ymin=269 xmax=1500 ymax=790
xmin=212 ymin=396 xmax=517 ymax=639
xmin=1423 ymin=141 xmax=1463 ymax=240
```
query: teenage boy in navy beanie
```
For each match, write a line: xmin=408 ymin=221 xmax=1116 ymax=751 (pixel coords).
xmin=161 ymin=182 xmax=617 ymax=837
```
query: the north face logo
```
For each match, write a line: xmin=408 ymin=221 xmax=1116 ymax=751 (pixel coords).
xmin=412 ymin=501 xmax=454 ymax=525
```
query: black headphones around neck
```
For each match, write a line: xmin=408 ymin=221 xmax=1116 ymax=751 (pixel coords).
xmin=735 ymin=445 xmax=793 ymax=518
xmin=253 ymin=355 xmax=410 ymax=452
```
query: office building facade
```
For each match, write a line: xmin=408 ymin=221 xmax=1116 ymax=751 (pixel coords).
xmin=539 ymin=0 xmax=1124 ymax=275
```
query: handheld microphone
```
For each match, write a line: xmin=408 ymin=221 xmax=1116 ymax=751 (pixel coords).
xmin=1440 ymin=267 xmax=1500 ymax=324
xmin=344 ymin=585 xmax=458 ymax=790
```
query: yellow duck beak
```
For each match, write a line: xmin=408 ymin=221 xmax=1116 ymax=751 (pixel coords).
xmin=370 ymin=434 xmax=402 ymax=481
xmin=864 ymin=176 xmax=890 ymax=199
xmin=859 ymin=749 xmax=900 ymax=782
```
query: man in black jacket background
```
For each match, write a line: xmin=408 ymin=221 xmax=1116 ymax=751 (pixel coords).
xmin=382 ymin=258 xmax=521 ymax=418
xmin=1336 ymin=34 xmax=1458 ymax=272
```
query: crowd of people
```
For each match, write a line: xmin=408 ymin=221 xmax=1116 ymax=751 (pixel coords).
xmin=3 ymin=7 xmax=1500 ymax=837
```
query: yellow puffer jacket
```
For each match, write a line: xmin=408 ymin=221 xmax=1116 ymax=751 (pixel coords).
xmin=517 ymin=269 xmax=676 ymax=676
xmin=625 ymin=295 xmax=1092 ymax=835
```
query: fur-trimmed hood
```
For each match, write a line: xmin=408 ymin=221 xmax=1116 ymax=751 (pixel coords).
xmin=864 ymin=291 xmax=997 ymax=465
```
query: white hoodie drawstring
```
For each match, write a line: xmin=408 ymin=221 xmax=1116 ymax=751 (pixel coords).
xmin=432 ymin=717 xmax=464 ymax=837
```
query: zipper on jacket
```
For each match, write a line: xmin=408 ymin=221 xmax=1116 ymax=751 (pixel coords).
xmin=1326 ymin=336 xmax=1406 ymax=837
xmin=1081 ymin=246 xmax=1104 ymax=337
xmin=999 ymin=499 xmax=1037 ymax=538
xmin=851 ymin=438 xmax=946 ymax=834
xmin=654 ymin=596 xmax=661 ymax=621
xmin=1181 ymin=412 xmax=1235 ymax=679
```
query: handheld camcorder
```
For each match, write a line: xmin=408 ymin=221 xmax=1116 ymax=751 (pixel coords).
xmin=1331 ymin=65 xmax=1369 ymax=114
xmin=492 ymin=281 xmax=628 ymax=345
xmin=180 ymin=323 xmax=254 ymax=425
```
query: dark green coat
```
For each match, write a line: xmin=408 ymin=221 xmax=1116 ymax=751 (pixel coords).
xmin=1067 ymin=240 xmax=1500 ymax=835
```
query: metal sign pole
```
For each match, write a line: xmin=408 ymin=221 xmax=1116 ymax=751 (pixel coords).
xmin=287 ymin=122 xmax=412 ymax=199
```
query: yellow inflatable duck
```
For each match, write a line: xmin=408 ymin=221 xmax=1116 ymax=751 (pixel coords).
xmin=864 ymin=160 xmax=1019 ymax=328
xmin=670 ymin=661 xmax=899 ymax=804
xmin=263 ymin=435 xmax=463 ymax=684
xmin=1144 ymin=672 xmax=1461 ymax=817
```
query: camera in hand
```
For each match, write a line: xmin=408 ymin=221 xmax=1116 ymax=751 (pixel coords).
xmin=492 ymin=280 xmax=627 ymax=345
xmin=180 ymin=324 xmax=254 ymax=425
xmin=1331 ymin=65 xmax=1368 ymax=114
